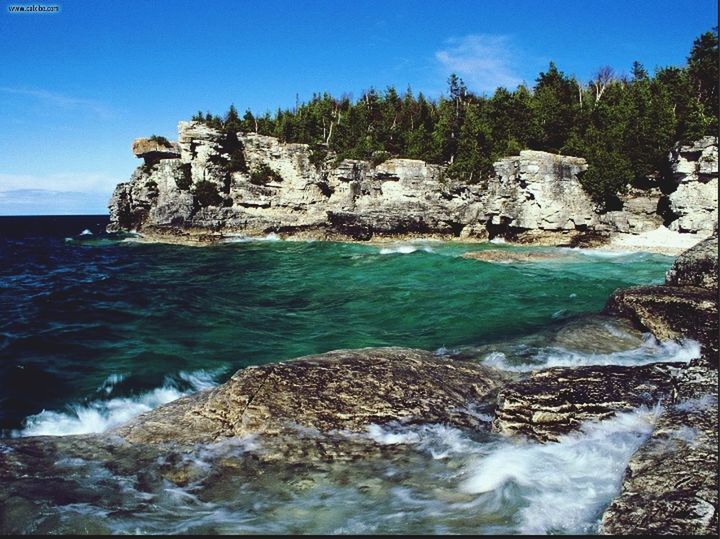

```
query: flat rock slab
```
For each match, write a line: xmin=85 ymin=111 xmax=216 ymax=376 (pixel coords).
xmin=115 ymin=347 xmax=505 ymax=445
xmin=492 ymin=362 xmax=681 ymax=442
xmin=462 ymin=249 xmax=572 ymax=263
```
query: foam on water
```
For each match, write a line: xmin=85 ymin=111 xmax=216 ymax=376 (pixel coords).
xmin=378 ymin=244 xmax=435 ymax=255
xmin=481 ymin=335 xmax=699 ymax=372
xmin=460 ymin=406 xmax=659 ymax=534
xmin=15 ymin=369 xmax=220 ymax=437
xmin=79 ymin=229 xmax=93 ymax=236
xmin=221 ymin=233 xmax=280 ymax=243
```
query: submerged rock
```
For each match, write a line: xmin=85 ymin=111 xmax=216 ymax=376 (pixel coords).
xmin=462 ymin=249 xmax=571 ymax=263
xmin=114 ymin=347 xmax=504 ymax=445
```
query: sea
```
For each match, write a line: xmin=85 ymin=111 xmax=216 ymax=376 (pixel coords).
xmin=0 ymin=215 xmax=699 ymax=534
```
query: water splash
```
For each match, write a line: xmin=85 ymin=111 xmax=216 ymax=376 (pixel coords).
xmin=14 ymin=369 xmax=220 ymax=437
xmin=481 ymin=335 xmax=699 ymax=371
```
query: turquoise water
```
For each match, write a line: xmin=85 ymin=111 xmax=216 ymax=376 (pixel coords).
xmin=0 ymin=216 xmax=675 ymax=433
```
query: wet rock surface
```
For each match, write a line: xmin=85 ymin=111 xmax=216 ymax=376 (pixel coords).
xmin=491 ymin=362 xmax=680 ymax=442
xmin=114 ymin=347 xmax=505 ymax=444
xmin=605 ymin=231 xmax=719 ymax=364
xmin=0 ymin=347 xmax=506 ymax=534
xmin=600 ymin=368 xmax=718 ymax=535
xmin=605 ymin=285 xmax=718 ymax=362
xmin=462 ymin=249 xmax=571 ymax=263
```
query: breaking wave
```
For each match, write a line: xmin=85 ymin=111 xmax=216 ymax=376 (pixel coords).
xmin=481 ymin=335 xmax=699 ymax=371
xmin=15 ymin=370 xmax=220 ymax=437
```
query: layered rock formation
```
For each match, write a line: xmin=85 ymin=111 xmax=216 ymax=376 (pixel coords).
xmin=114 ymin=347 xmax=505 ymax=445
xmin=108 ymin=121 xmax=718 ymax=244
xmin=482 ymin=150 xmax=597 ymax=242
xmin=108 ymin=121 xmax=486 ymax=241
xmin=667 ymin=136 xmax=718 ymax=235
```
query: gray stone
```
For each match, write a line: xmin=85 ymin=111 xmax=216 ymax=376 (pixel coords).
xmin=665 ymin=234 xmax=718 ymax=291
xmin=666 ymin=136 xmax=718 ymax=235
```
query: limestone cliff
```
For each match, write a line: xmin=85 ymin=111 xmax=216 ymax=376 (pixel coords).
xmin=108 ymin=121 xmax=718 ymax=243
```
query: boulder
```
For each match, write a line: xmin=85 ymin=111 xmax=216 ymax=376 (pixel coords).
xmin=115 ymin=347 xmax=504 ymax=445
xmin=665 ymin=234 xmax=718 ymax=290
xmin=131 ymin=137 xmax=180 ymax=164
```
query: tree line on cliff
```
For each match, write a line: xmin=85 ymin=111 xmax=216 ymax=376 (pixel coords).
xmin=193 ymin=29 xmax=717 ymax=208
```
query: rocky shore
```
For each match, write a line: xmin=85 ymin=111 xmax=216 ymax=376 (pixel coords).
xmin=107 ymin=122 xmax=717 ymax=253
xmin=1 ymin=231 xmax=716 ymax=534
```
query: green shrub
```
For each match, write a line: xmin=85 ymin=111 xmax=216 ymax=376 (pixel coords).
xmin=249 ymin=163 xmax=283 ymax=185
xmin=146 ymin=179 xmax=159 ymax=198
xmin=149 ymin=134 xmax=171 ymax=146
xmin=309 ymin=143 xmax=329 ymax=169
xmin=371 ymin=150 xmax=391 ymax=167
xmin=193 ymin=180 xmax=223 ymax=207
xmin=175 ymin=164 xmax=192 ymax=190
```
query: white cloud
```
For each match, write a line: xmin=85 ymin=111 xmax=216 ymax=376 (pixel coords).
xmin=0 ymin=189 xmax=110 ymax=215
xmin=0 ymin=172 xmax=117 ymax=194
xmin=435 ymin=34 xmax=522 ymax=93
xmin=0 ymin=86 xmax=112 ymax=119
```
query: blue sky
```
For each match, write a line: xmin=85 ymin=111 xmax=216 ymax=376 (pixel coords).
xmin=0 ymin=0 xmax=716 ymax=215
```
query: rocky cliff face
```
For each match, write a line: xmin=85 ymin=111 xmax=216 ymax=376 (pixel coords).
xmin=108 ymin=122 xmax=718 ymax=243
xmin=108 ymin=121 xmax=487 ymax=240
xmin=666 ymin=136 xmax=718 ymax=235
xmin=482 ymin=150 xmax=597 ymax=242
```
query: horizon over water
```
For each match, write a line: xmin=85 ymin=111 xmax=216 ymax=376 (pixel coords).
xmin=0 ymin=214 xmax=698 ymax=534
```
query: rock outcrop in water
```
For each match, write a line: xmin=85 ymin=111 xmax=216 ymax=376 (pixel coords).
xmin=114 ymin=347 xmax=504 ymax=444
xmin=491 ymin=363 xmax=681 ymax=442
xmin=605 ymin=233 xmax=719 ymax=363
xmin=598 ymin=232 xmax=718 ymax=534
xmin=107 ymin=121 xmax=718 ymax=244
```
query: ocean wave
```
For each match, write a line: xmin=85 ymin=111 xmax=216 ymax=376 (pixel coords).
xmin=377 ymin=244 xmax=434 ymax=255
xmin=481 ymin=335 xmax=699 ymax=371
xmin=15 ymin=369 xmax=220 ymax=437
xmin=221 ymin=233 xmax=280 ymax=243
xmin=79 ymin=229 xmax=93 ymax=236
